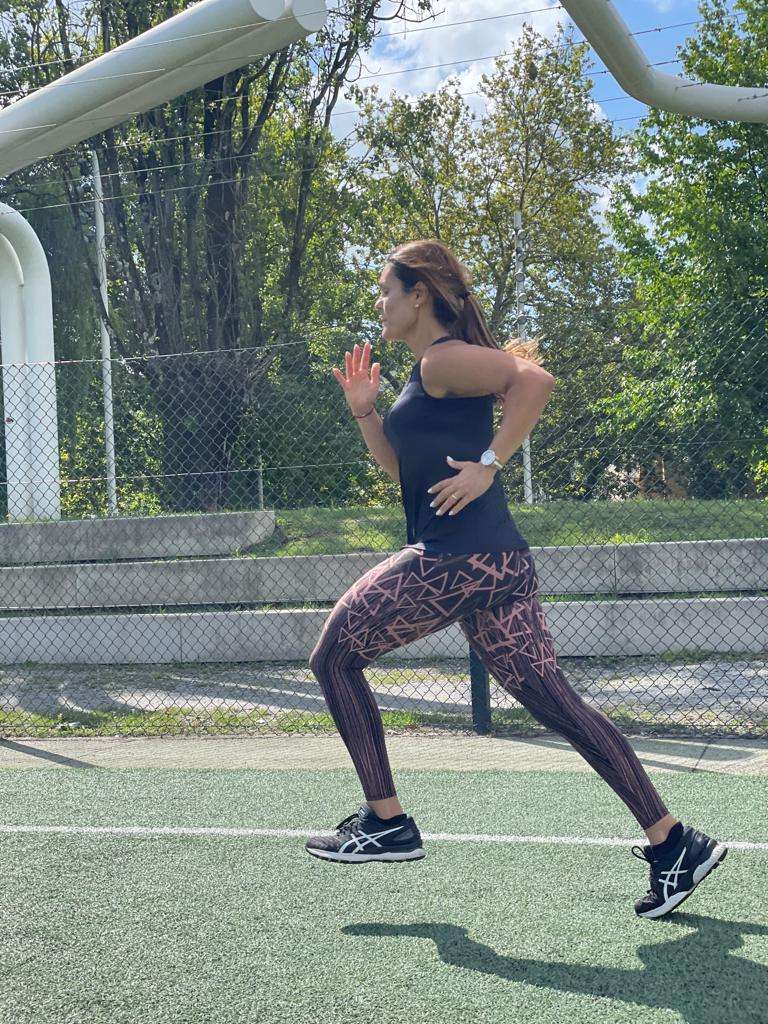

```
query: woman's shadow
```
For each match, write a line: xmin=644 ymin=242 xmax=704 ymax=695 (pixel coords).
xmin=343 ymin=912 xmax=767 ymax=1023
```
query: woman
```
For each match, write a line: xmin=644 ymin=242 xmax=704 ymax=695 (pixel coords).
xmin=306 ymin=239 xmax=727 ymax=920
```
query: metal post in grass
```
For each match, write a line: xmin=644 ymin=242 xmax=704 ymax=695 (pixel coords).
xmin=469 ymin=646 xmax=491 ymax=733
xmin=514 ymin=210 xmax=534 ymax=505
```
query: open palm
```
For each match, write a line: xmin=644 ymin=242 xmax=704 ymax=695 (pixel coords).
xmin=332 ymin=340 xmax=380 ymax=416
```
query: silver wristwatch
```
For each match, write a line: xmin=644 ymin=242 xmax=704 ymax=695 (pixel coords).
xmin=480 ymin=449 xmax=504 ymax=471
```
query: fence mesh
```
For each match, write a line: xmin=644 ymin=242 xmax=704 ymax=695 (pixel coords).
xmin=0 ymin=296 xmax=765 ymax=739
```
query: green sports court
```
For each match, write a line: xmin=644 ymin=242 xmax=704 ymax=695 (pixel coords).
xmin=0 ymin=0 xmax=767 ymax=1022
xmin=1 ymin=733 xmax=765 ymax=1024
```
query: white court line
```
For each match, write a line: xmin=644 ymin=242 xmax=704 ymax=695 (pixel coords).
xmin=0 ymin=824 xmax=766 ymax=851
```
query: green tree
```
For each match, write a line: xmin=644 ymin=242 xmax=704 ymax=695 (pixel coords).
xmin=344 ymin=23 xmax=632 ymax=501
xmin=0 ymin=0 xmax=405 ymax=513
xmin=607 ymin=0 xmax=768 ymax=499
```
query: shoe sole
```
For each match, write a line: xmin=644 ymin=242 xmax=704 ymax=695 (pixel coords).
xmin=306 ymin=846 xmax=426 ymax=863
xmin=637 ymin=843 xmax=729 ymax=919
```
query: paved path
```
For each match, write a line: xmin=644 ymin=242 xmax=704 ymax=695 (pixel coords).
xmin=1 ymin=658 xmax=766 ymax=720
xmin=1 ymin=733 xmax=767 ymax=775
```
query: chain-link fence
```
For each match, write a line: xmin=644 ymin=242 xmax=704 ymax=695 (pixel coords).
xmin=0 ymin=296 xmax=765 ymax=739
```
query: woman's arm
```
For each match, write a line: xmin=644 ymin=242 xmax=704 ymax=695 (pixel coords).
xmin=486 ymin=365 xmax=555 ymax=469
xmin=354 ymin=408 xmax=400 ymax=484
xmin=421 ymin=344 xmax=555 ymax=476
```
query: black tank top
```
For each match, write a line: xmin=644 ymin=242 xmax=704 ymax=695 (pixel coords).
xmin=382 ymin=335 xmax=529 ymax=554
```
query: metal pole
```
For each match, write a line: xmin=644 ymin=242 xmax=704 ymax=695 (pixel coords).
xmin=468 ymin=216 xmax=536 ymax=732
xmin=256 ymin=437 xmax=264 ymax=511
xmin=514 ymin=210 xmax=534 ymax=504
xmin=469 ymin=646 xmax=491 ymax=734
xmin=91 ymin=150 xmax=118 ymax=516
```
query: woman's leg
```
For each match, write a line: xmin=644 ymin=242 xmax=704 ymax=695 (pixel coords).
xmin=458 ymin=551 xmax=674 ymax=834
xmin=309 ymin=546 xmax=530 ymax=807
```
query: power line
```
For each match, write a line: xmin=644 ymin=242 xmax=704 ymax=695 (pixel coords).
xmin=0 ymin=11 xmax=309 ymax=81
xmin=380 ymin=10 xmax=703 ymax=41
xmin=0 ymin=3 xmax=747 ymax=195
xmin=0 ymin=34 xmax=690 ymax=191
xmin=2 ymin=7 xmax=558 ymax=77
xmin=0 ymin=112 xmax=648 ymax=218
xmin=14 ymin=108 xmax=642 ymax=189
xmin=0 ymin=45 xmax=684 ymax=147
xmin=358 ymin=53 xmax=682 ymax=82
xmin=0 ymin=59 xmax=694 ymax=200
xmin=0 ymin=2 xmax=740 ymax=157
xmin=42 ymin=85 xmax=635 ymax=156
xmin=0 ymin=81 xmax=661 ymax=199
xmin=0 ymin=4 xmax=720 ymax=95
xmin=0 ymin=96 xmax=650 ymax=194
xmin=0 ymin=3 xmax=689 ymax=81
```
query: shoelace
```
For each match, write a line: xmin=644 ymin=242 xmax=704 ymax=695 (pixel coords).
xmin=334 ymin=812 xmax=362 ymax=835
xmin=631 ymin=844 xmax=662 ymax=898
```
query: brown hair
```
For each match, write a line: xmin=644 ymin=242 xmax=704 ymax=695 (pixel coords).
xmin=386 ymin=238 xmax=542 ymax=404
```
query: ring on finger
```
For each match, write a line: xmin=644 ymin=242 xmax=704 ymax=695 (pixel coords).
xmin=437 ymin=492 xmax=460 ymax=514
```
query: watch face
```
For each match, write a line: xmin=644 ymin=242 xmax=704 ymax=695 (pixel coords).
xmin=481 ymin=451 xmax=494 ymax=465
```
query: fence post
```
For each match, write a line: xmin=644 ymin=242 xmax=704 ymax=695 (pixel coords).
xmin=469 ymin=646 xmax=491 ymax=733
xmin=514 ymin=209 xmax=534 ymax=504
xmin=91 ymin=149 xmax=118 ymax=517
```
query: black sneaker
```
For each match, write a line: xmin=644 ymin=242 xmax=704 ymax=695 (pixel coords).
xmin=631 ymin=823 xmax=728 ymax=919
xmin=305 ymin=804 xmax=426 ymax=863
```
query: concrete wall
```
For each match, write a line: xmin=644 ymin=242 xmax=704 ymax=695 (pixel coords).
xmin=0 ymin=510 xmax=274 ymax=565
xmin=0 ymin=534 xmax=763 ymax=663
xmin=0 ymin=538 xmax=764 ymax=610
xmin=0 ymin=596 xmax=764 ymax=664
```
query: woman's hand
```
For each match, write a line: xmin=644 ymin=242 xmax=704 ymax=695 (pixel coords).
xmin=427 ymin=456 xmax=496 ymax=516
xmin=332 ymin=340 xmax=380 ymax=417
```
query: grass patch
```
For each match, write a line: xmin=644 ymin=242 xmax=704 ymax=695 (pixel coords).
xmin=491 ymin=701 xmax=762 ymax=738
xmin=240 ymin=498 xmax=768 ymax=556
xmin=2 ymin=702 xmax=762 ymax=740
xmin=0 ymin=706 xmax=474 ymax=739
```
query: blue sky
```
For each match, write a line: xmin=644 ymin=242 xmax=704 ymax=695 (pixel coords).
xmin=333 ymin=0 xmax=736 ymax=137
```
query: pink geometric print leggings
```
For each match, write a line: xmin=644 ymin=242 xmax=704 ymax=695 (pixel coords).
xmin=309 ymin=546 xmax=670 ymax=831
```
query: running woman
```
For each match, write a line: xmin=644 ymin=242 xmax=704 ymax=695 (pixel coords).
xmin=306 ymin=239 xmax=727 ymax=919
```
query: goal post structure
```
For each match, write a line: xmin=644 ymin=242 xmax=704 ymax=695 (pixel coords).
xmin=0 ymin=0 xmax=763 ymax=520
xmin=0 ymin=0 xmax=327 ymax=520
xmin=561 ymin=0 xmax=768 ymax=122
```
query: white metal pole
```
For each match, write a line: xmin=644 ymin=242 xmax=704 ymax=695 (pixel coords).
xmin=0 ymin=235 xmax=33 ymax=519
xmin=91 ymin=150 xmax=118 ymax=516
xmin=514 ymin=210 xmax=534 ymax=504
xmin=560 ymin=0 xmax=768 ymax=123
xmin=0 ymin=203 xmax=62 ymax=520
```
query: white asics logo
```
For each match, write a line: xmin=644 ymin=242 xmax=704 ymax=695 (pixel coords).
xmin=659 ymin=847 xmax=689 ymax=900
xmin=339 ymin=824 xmax=405 ymax=854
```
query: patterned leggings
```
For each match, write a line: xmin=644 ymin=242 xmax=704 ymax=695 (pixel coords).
xmin=309 ymin=546 xmax=670 ymax=830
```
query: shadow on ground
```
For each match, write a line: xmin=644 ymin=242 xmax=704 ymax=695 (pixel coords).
xmin=344 ymin=912 xmax=767 ymax=1024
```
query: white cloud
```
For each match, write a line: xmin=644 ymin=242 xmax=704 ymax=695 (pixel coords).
xmin=359 ymin=0 xmax=563 ymax=103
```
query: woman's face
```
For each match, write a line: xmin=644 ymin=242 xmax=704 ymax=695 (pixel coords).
xmin=375 ymin=263 xmax=418 ymax=342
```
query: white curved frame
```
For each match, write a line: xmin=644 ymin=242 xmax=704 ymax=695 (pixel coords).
xmin=0 ymin=0 xmax=327 ymax=178
xmin=561 ymin=0 xmax=768 ymax=122
xmin=0 ymin=0 xmax=326 ymax=521
xmin=0 ymin=205 xmax=60 ymax=520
